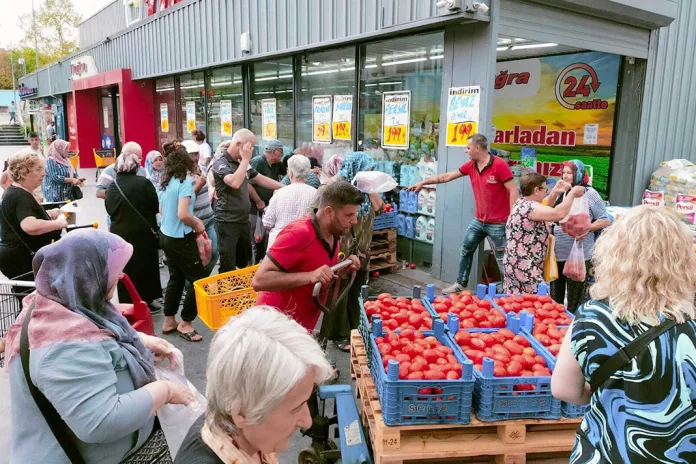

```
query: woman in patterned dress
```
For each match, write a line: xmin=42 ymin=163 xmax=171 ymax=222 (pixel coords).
xmin=43 ymin=139 xmax=83 ymax=202
xmin=503 ymin=172 xmax=585 ymax=294
xmin=552 ymin=206 xmax=696 ymax=463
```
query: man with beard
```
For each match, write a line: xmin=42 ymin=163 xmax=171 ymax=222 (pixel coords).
xmin=252 ymin=180 xmax=361 ymax=332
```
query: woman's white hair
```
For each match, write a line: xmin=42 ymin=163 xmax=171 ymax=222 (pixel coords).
xmin=288 ymin=155 xmax=311 ymax=181
xmin=591 ymin=205 xmax=696 ymax=324
xmin=205 ymin=306 xmax=333 ymax=437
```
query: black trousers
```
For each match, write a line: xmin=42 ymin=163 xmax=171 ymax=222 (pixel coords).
xmin=216 ymin=221 xmax=251 ymax=273
xmin=550 ymin=260 xmax=592 ymax=314
xmin=161 ymin=233 xmax=207 ymax=322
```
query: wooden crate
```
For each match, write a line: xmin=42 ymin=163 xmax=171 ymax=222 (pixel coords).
xmin=349 ymin=331 xmax=581 ymax=464
xmin=370 ymin=229 xmax=399 ymax=274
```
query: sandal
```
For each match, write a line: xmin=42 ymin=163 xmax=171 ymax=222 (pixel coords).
xmin=178 ymin=329 xmax=203 ymax=342
xmin=334 ymin=340 xmax=350 ymax=353
xmin=161 ymin=327 xmax=178 ymax=335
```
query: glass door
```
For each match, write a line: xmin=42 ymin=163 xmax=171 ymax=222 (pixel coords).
xmin=98 ymin=87 xmax=121 ymax=152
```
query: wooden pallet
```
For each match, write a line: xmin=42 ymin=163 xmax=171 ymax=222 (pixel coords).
xmin=369 ymin=229 xmax=398 ymax=273
xmin=349 ymin=331 xmax=581 ymax=464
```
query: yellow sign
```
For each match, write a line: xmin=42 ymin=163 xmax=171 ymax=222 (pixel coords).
xmin=186 ymin=119 xmax=195 ymax=131
xmin=314 ymin=122 xmax=330 ymax=142
xmin=161 ymin=119 xmax=169 ymax=132
xmin=222 ymin=121 xmax=232 ymax=136
xmin=333 ymin=121 xmax=351 ymax=141
xmin=446 ymin=121 xmax=477 ymax=146
xmin=261 ymin=99 xmax=277 ymax=141
xmin=263 ymin=123 xmax=276 ymax=140
xmin=382 ymin=125 xmax=408 ymax=147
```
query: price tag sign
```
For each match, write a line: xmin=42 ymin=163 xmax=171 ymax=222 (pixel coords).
xmin=160 ymin=103 xmax=169 ymax=133
xmin=186 ymin=102 xmax=196 ymax=132
xmin=446 ymin=86 xmax=480 ymax=147
xmin=381 ymin=91 xmax=411 ymax=149
xmin=332 ymin=95 xmax=353 ymax=141
xmin=262 ymin=99 xmax=277 ymax=141
xmin=220 ymin=100 xmax=233 ymax=137
xmin=312 ymin=95 xmax=332 ymax=144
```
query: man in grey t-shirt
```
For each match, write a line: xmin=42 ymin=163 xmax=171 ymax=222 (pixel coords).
xmin=212 ymin=129 xmax=284 ymax=273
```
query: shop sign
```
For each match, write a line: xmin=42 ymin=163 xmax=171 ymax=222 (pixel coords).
xmin=19 ymin=84 xmax=37 ymax=99
xmin=103 ymin=106 xmax=109 ymax=129
xmin=220 ymin=100 xmax=233 ymax=137
xmin=312 ymin=95 xmax=332 ymax=144
xmin=381 ymin=91 xmax=410 ymax=149
xmin=160 ymin=103 xmax=169 ymax=133
xmin=185 ymin=102 xmax=196 ymax=132
xmin=445 ymin=86 xmax=480 ymax=147
xmin=332 ymin=95 xmax=352 ymax=141
xmin=70 ymin=56 xmax=98 ymax=80
xmin=262 ymin=99 xmax=277 ymax=140
xmin=492 ymin=51 xmax=621 ymax=198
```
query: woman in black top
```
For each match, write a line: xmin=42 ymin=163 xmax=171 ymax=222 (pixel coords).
xmin=0 ymin=152 xmax=67 ymax=279
xmin=105 ymin=152 xmax=162 ymax=310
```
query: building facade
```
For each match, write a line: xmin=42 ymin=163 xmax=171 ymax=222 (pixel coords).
xmin=19 ymin=0 xmax=684 ymax=283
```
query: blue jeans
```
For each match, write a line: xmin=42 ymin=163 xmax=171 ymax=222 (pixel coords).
xmin=457 ymin=218 xmax=507 ymax=286
xmin=203 ymin=219 xmax=219 ymax=276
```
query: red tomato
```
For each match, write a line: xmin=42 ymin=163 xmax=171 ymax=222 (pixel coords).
xmin=493 ymin=354 xmax=510 ymax=364
xmin=407 ymin=371 xmax=424 ymax=380
xmin=534 ymin=355 xmax=546 ymax=367
xmin=548 ymin=328 xmax=563 ymax=340
xmin=378 ymin=343 xmax=392 ymax=355
xmin=493 ymin=366 xmax=507 ymax=377
xmin=513 ymin=335 xmax=531 ymax=347
xmin=424 ymin=370 xmax=446 ymax=380
xmin=503 ymin=340 xmax=524 ymax=355
xmin=498 ymin=329 xmax=515 ymax=339
xmin=470 ymin=338 xmax=486 ymax=350
xmin=394 ymin=354 xmax=411 ymax=363
xmin=548 ymin=344 xmax=561 ymax=355
xmin=522 ymin=347 xmax=536 ymax=357
xmin=522 ymin=354 xmax=536 ymax=369
xmin=409 ymin=362 xmax=426 ymax=373
xmin=446 ymin=354 xmax=457 ymax=364
xmin=506 ymin=361 xmax=523 ymax=376
xmin=377 ymin=293 xmax=392 ymax=301
xmin=446 ymin=370 xmax=460 ymax=380
xmin=492 ymin=345 xmax=512 ymax=357
xmin=436 ymin=358 xmax=448 ymax=365
xmin=418 ymin=387 xmax=433 ymax=394
xmin=423 ymin=349 xmax=440 ymax=364
xmin=454 ymin=331 xmax=471 ymax=345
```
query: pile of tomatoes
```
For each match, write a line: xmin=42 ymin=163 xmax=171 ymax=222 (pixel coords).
xmin=493 ymin=294 xmax=573 ymax=326
xmin=431 ymin=292 xmax=507 ymax=329
xmin=375 ymin=330 xmax=464 ymax=381
xmin=363 ymin=293 xmax=434 ymax=332
xmin=532 ymin=323 xmax=567 ymax=356
xmin=452 ymin=329 xmax=551 ymax=389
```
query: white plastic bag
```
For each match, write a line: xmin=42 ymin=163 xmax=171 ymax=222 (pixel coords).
xmin=352 ymin=171 xmax=397 ymax=194
xmin=559 ymin=195 xmax=591 ymax=238
xmin=563 ymin=239 xmax=586 ymax=282
xmin=155 ymin=348 xmax=207 ymax=458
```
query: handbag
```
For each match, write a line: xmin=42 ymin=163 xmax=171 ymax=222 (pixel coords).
xmin=113 ymin=178 xmax=161 ymax=245
xmin=20 ymin=302 xmax=173 ymax=463
xmin=71 ymin=183 xmax=83 ymax=200
xmin=543 ymin=234 xmax=558 ymax=282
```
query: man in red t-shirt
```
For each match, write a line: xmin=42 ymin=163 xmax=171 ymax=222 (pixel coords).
xmin=252 ymin=181 xmax=361 ymax=331
xmin=410 ymin=134 xmax=518 ymax=294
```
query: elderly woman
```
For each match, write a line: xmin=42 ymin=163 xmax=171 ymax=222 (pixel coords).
xmin=548 ymin=160 xmax=610 ymax=312
xmin=503 ymin=172 xmax=584 ymax=294
xmin=0 ymin=153 xmax=67 ymax=280
xmin=551 ymin=206 xmax=696 ymax=463
xmin=43 ymin=139 xmax=83 ymax=202
xmin=263 ymin=155 xmax=317 ymax=249
xmin=5 ymin=229 xmax=196 ymax=463
xmin=318 ymin=151 xmax=384 ymax=351
xmin=319 ymin=154 xmax=344 ymax=184
xmin=175 ymin=306 xmax=333 ymax=463
xmin=105 ymin=152 xmax=162 ymax=312
xmin=280 ymin=154 xmax=322 ymax=188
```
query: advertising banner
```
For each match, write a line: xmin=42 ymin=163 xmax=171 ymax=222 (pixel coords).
xmin=446 ymin=86 xmax=480 ymax=147
xmin=332 ymin=95 xmax=353 ymax=141
xmin=312 ymin=95 xmax=332 ymax=143
xmin=492 ymin=52 xmax=621 ymax=197
xmin=220 ymin=100 xmax=232 ymax=137
xmin=185 ymin=102 xmax=196 ymax=132
xmin=160 ymin=103 xmax=169 ymax=133
xmin=262 ymin=99 xmax=277 ymax=140
xmin=381 ymin=91 xmax=411 ymax=149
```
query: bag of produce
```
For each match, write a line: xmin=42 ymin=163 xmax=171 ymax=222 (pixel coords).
xmin=560 ymin=195 xmax=591 ymax=239
xmin=563 ymin=240 xmax=586 ymax=282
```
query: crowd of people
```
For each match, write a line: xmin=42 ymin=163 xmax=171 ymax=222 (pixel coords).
xmin=1 ymin=127 xmax=696 ymax=464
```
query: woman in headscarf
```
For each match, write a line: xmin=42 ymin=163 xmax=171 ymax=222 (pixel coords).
xmin=105 ymin=152 xmax=162 ymax=313
xmin=5 ymin=229 xmax=195 ymax=463
xmin=43 ymin=139 xmax=83 ymax=202
xmin=320 ymin=154 xmax=344 ymax=184
xmin=548 ymin=160 xmax=610 ymax=313
xmin=318 ymin=151 xmax=384 ymax=351
xmin=145 ymin=150 xmax=165 ymax=189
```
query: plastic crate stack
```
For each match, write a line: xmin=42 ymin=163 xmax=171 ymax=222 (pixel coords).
xmin=193 ymin=265 xmax=260 ymax=331
xmin=373 ymin=211 xmax=398 ymax=230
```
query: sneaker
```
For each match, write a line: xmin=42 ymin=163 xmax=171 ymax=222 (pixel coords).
xmin=148 ymin=300 xmax=163 ymax=315
xmin=442 ymin=283 xmax=466 ymax=295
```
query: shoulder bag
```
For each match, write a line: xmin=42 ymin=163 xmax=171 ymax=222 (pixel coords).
xmin=20 ymin=302 xmax=172 ymax=463
xmin=113 ymin=178 xmax=161 ymax=246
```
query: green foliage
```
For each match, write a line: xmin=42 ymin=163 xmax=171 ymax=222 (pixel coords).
xmin=18 ymin=0 xmax=82 ymax=62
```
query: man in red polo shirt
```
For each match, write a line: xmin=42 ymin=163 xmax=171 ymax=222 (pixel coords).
xmin=409 ymin=133 xmax=518 ymax=294
xmin=252 ymin=181 xmax=362 ymax=331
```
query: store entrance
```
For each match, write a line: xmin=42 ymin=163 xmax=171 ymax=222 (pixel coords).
xmin=98 ymin=86 xmax=122 ymax=153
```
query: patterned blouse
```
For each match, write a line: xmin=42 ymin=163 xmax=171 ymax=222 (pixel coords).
xmin=503 ymin=199 xmax=549 ymax=294
xmin=43 ymin=158 xmax=79 ymax=202
xmin=570 ymin=300 xmax=696 ymax=463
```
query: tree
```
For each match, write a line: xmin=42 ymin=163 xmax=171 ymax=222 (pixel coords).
xmin=0 ymin=47 xmax=53 ymax=90
xmin=18 ymin=0 xmax=82 ymax=62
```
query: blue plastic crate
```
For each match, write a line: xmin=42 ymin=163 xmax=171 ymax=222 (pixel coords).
xmin=374 ymin=212 xmax=397 ymax=230
xmin=483 ymin=283 xmax=575 ymax=327
xmin=369 ymin=319 xmax=475 ymax=426
xmin=443 ymin=313 xmax=561 ymax=422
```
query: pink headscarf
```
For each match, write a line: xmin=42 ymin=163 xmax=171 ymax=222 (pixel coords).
xmin=46 ymin=140 xmax=73 ymax=174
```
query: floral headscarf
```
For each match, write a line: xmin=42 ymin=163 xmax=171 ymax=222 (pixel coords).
xmin=145 ymin=150 xmax=164 ymax=186
xmin=563 ymin=160 xmax=590 ymax=187
xmin=46 ymin=139 xmax=73 ymax=174
xmin=339 ymin=151 xmax=375 ymax=217
xmin=115 ymin=152 xmax=141 ymax=174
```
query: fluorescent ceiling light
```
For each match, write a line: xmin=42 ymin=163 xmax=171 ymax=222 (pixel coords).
xmin=180 ymin=84 xmax=203 ymax=89
xmin=157 ymin=87 xmax=174 ymax=92
xmin=340 ymin=67 xmax=355 ymax=72
xmin=382 ymin=57 xmax=427 ymax=66
xmin=278 ymin=74 xmax=293 ymax=79
xmin=364 ymin=64 xmax=378 ymax=69
xmin=256 ymin=76 xmax=278 ymax=82
xmin=365 ymin=83 xmax=378 ymax=87
xmin=429 ymin=55 xmax=444 ymax=60
xmin=233 ymin=80 xmax=242 ymax=84
xmin=306 ymin=69 xmax=339 ymax=76
xmin=379 ymin=81 xmax=402 ymax=86
xmin=211 ymin=81 xmax=233 ymax=87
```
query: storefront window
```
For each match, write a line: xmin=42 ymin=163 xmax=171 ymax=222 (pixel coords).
xmin=249 ymin=58 xmax=294 ymax=154
xmin=179 ymin=72 xmax=206 ymax=139
xmin=296 ymin=47 xmax=356 ymax=163
xmin=206 ymin=66 xmax=245 ymax=151
xmin=155 ymin=77 xmax=177 ymax=150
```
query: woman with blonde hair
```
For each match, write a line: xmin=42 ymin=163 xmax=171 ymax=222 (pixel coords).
xmin=551 ymin=206 xmax=696 ymax=464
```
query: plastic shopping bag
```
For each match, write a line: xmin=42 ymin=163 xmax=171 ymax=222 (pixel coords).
xmin=196 ymin=231 xmax=212 ymax=267
xmin=544 ymin=235 xmax=558 ymax=282
xmin=155 ymin=348 xmax=207 ymax=458
xmin=254 ymin=212 xmax=265 ymax=243
xmin=352 ymin=171 xmax=398 ymax=194
xmin=563 ymin=239 xmax=586 ymax=282
xmin=560 ymin=195 xmax=591 ymax=239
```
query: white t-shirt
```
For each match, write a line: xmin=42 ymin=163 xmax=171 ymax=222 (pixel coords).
xmin=198 ymin=142 xmax=212 ymax=172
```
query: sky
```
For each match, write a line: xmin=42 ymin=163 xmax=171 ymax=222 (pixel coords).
xmin=0 ymin=0 xmax=113 ymax=48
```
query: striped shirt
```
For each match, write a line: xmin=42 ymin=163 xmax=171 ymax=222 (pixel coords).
xmin=553 ymin=187 xmax=609 ymax=262
xmin=263 ymin=183 xmax=318 ymax=249
xmin=191 ymin=175 xmax=214 ymax=225
xmin=43 ymin=158 xmax=78 ymax=202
